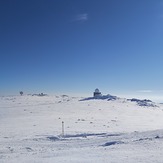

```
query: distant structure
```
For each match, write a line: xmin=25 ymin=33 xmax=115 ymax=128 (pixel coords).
xmin=93 ymin=88 xmax=102 ymax=98
xmin=20 ymin=91 xmax=23 ymax=96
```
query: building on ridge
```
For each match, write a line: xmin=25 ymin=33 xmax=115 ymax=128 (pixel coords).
xmin=93 ymin=88 xmax=102 ymax=98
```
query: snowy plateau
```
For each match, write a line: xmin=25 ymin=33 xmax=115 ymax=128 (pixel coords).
xmin=1 ymin=95 xmax=163 ymax=163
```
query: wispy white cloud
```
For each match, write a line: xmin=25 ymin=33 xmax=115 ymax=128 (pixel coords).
xmin=136 ymin=90 xmax=153 ymax=93
xmin=73 ymin=13 xmax=88 ymax=22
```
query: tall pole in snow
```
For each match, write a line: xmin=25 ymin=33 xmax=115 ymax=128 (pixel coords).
xmin=62 ymin=121 xmax=64 ymax=137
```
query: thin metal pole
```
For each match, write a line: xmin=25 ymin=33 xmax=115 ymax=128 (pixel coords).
xmin=62 ymin=121 xmax=64 ymax=136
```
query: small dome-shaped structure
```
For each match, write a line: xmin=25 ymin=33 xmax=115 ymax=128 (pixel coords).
xmin=95 ymin=88 xmax=100 ymax=93
xmin=93 ymin=88 xmax=102 ymax=98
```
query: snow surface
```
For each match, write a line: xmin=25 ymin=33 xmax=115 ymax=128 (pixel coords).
xmin=1 ymin=95 xmax=163 ymax=162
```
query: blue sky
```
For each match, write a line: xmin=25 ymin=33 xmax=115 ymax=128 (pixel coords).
xmin=1 ymin=0 xmax=163 ymax=101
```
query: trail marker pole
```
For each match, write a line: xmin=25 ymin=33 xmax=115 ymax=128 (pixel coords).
xmin=62 ymin=121 xmax=64 ymax=137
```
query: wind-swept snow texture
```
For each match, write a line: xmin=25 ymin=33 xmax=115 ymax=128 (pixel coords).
xmin=1 ymin=95 xmax=163 ymax=162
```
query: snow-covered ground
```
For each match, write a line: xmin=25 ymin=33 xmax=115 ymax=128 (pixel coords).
xmin=1 ymin=95 xmax=163 ymax=162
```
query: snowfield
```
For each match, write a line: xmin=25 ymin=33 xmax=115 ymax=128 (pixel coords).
xmin=1 ymin=95 xmax=163 ymax=162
